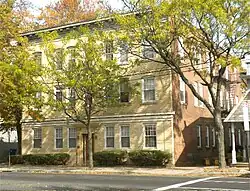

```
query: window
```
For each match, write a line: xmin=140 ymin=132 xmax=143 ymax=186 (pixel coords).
xmin=68 ymin=88 xmax=76 ymax=106
xmin=178 ymin=37 xmax=184 ymax=57
xmin=55 ymin=86 xmax=63 ymax=102
xmin=33 ymin=128 xmax=42 ymax=148
xmin=120 ymin=43 xmax=128 ymax=63
xmin=238 ymin=129 xmax=242 ymax=146
xmin=235 ymin=96 xmax=239 ymax=104
xmin=145 ymin=124 xmax=157 ymax=148
xmin=120 ymin=79 xmax=129 ymax=102
xmin=105 ymin=41 xmax=113 ymax=60
xmin=194 ymin=82 xmax=203 ymax=107
xmin=211 ymin=128 xmax=216 ymax=147
xmin=68 ymin=128 xmax=77 ymax=148
xmin=55 ymin=49 xmax=63 ymax=70
xmin=55 ymin=127 xmax=63 ymax=148
xmin=142 ymin=77 xmax=155 ymax=102
xmin=67 ymin=46 xmax=76 ymax=70
xmin=142 ymin=43 xmax=155 ymax=59
xmin=121 ymin=125 xmax=130 ymax=148
xmin=179 ymin=77 xmax=186 ymax=104
xmin=33 ymin=52 xmax=42 ymax=66
xmin=197 ymin=125 xmax=201 ymax=148
xmin=105 ymin=126 xmax=114 ymax=148
xmin=193 ymin=48 xmax=202 ymax=69
xmin=36 ymin=92 xmax=42 ymax=99
xmin=246 ymin=62 xmax=250 ymax=75
xmin=205 ymin=126 xmax=209 ymax=147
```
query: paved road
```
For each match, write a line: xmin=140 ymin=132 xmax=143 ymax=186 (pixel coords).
xmin=0 ymin=172 xmax=249 ymax=190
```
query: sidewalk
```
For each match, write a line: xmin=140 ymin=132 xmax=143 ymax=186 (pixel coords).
xmin=0 ymin=165 xmax=249 ymax=177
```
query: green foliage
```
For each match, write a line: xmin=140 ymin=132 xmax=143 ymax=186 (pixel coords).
xmin=0 ymin=1 xmax=44 ymax=153
xmin=10 ymin=153 xmax=70 ymax=165
xmin=128 ymin=150 xmax=171 ymax=167
xmin=93 ymin=150 xmax=128 ymax=166
xmin=41 ymin=27 xmax=123 ymax=123
xmin=93 ymin=150 xmax=171 ymax=167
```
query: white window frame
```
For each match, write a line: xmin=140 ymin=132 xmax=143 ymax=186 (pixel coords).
xmin=144 ymin=124 xmax=157 ymax=148
xmin=142 ymin=76 xmax=156 ymax=103
xmin=205 ymin=126 xmax=210 ymax=148
xmin=197 ymin=125 xmax=202 ymax=148
xmin=211 ymin=127 xmax=216 ymax=147
xmin=105 ymin=126 xmax=114 ymax=148
xmin=55 ymin=127 xmax=63 ymax=149
xmin=68 ymin=127 xmax=77 ymax=148
xmin=33 ymin=128 xmax=42 ymax=148
xmin=179 ymin=76 xmax=186 ymax=104
xmin=55 ymin=86 xmax=63 ymax=102
xmin=194 ymin=82 xmax=203 ymax=107
xmin=67 ymin=46 xmax=76 ymax=70
xmin=178 ymin=37 xmax=184 ymax=57
xmin=105 ymin=41 xmax=113 ymax=61
xmin=120 ymin=125 xmax=130 ymax=148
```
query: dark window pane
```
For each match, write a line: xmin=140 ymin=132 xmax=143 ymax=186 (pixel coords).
xmin=34 ymin=139 xmax=41 ymax=148
xmin=121 ymin=137 xmax=130 ymax=147
xmin=145 ymin=136 xmax=156 ymax=147
xmin=56 ymin=139 xmax=63 ymax=148
xmin=69 ymin=138 xmax=76 ymax=148
xmin=106 ymin=137 xmax=114 ymax=148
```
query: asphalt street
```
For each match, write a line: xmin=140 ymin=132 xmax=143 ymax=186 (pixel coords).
xmin=0 ymin=172 xmax=249 ymax=191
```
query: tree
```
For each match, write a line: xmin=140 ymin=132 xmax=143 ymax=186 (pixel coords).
xmin=115 ymin=0 xmax=249 ymax=168
xmin=0 ymin=0 xmax=42 ymax=154
xmin=38 ymin=0 xmax=105 ymax=27
xmin=41 ymin=27 xmax=123 ymax=168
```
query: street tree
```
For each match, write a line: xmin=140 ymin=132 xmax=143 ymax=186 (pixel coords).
xmin=38 ymin=0 xmax=106 ymax=27
xmin=41 ymin=27 xmax=123 ymax=168
xmin=115 ymin=0 xmax=249 ymax=168
xmin=0 ymin=0 xmax=43 ymax=153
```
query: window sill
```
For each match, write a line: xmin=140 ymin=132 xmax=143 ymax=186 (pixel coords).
xmin=197 ymin=146 xmax=202 ymax=149
xmin=143 ymin=147 xmax=157 ymax=150
xmin=142 ymin=101 xmax=157 ymax=105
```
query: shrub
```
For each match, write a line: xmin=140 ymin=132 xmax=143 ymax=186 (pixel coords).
xmin=10 ymin=153 xmax=70 ymax=165
xmin=93 ymin=150 xmax=128 ymax=166
xmin=128 ymin=150 xmax=171 ymax=167
xmin=10 ymin=155 xmax=24 ymax=165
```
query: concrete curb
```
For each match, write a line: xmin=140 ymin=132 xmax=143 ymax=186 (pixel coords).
xmin=0 ymin=168 xmax=249 ymax=177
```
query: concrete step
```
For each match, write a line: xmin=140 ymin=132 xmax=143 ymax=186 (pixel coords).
xmin=232 ymin=162 xmax=249 ymax=168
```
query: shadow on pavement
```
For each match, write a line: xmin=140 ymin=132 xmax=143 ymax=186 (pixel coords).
xmin=35 ymin=185 xmax=146 ymax=191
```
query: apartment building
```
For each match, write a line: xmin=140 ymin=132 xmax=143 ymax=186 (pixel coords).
xmin=21 ymin=18 xmax=243 ymax=166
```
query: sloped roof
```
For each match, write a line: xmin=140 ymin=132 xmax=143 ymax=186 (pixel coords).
xmin=224 ymin=89 xmax=250 ymax=122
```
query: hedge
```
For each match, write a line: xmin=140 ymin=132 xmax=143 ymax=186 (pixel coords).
xmin=93 ymin=150 xmax=127 ymax=166
xmin=128 ymin=150 xmax=171 ymax=167
xmin=10 ymin=153 xmax=70 ymax=165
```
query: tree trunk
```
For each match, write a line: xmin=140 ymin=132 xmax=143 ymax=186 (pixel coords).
xmin=87 ymin=121 xmax=93 ymax=169
xmin=214 ymin=109 xmax=226 ymax=168
xmin=16 ymin=122 xmax=22 ymax=155
xmin=15 ymin=106 xmax=23 ymax=155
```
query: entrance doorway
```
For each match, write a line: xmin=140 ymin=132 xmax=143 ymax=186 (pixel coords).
xmin=82 ymin=133 xmax=95 ymax=166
